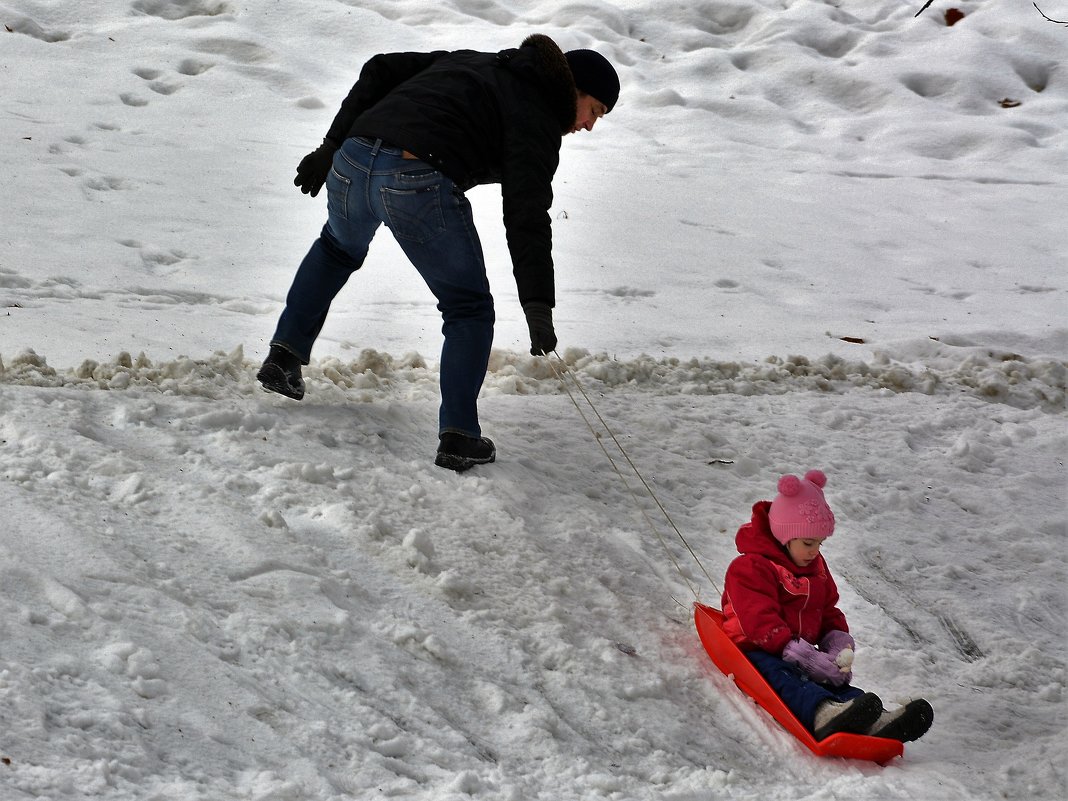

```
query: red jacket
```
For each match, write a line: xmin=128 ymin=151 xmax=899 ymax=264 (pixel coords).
xmin=721 ymin=501 xmax=849 ymax=656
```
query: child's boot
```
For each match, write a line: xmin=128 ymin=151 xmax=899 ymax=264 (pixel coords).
xmin=812 ymin=692 xmax=883 ymax=740
xmin=866 ymin=698 xmax=933 ymax=742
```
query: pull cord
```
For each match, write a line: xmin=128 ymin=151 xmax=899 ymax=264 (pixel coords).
xmin=544 ymin=352 xmax=721 ymax=602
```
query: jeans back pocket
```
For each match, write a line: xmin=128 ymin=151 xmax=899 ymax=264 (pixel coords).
xmin=380 ymin=179 xmax=446 ymax=244
xmin=326 ymin=167 xmax=352 ymax=220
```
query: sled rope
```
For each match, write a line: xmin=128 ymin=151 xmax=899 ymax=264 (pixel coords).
xmin=546 ymin=352 xmax=721 ymax=599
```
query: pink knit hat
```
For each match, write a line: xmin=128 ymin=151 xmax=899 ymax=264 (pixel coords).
xmin=768 ymin=469 xmax=836 ymax=544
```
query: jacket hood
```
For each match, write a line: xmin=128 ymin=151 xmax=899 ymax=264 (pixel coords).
xmin=736 ymin=500 xmax=824 ymax=576
xmin=499 ymin=34 xmax=577 ymax=134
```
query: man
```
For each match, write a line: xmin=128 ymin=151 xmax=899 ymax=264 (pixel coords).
xmin=257 ymin=34 xmax=619 ymax=472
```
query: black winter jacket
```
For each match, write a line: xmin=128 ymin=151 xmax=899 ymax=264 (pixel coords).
xmin=323 ymin=34 xmax=577 ymax=308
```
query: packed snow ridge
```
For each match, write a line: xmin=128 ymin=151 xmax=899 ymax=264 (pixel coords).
xmin=1 ymin=344 xmax=1063 ymax=413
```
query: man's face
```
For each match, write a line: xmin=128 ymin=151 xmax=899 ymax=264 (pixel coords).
xmin=570 ymin=92 xmax=608 ymax=134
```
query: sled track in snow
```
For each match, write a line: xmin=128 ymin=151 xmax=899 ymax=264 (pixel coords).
xmin=842 ymin=568 xmax=986 ymax=664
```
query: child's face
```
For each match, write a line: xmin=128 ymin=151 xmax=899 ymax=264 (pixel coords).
xmin=786 ymin=537 xmax=827 ymax=567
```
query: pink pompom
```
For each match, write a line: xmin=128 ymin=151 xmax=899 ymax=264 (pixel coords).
xmin=804 ymin=469 xmax=827 ymax=489
xmin=777 ymin=474 xmax=802 ymax=497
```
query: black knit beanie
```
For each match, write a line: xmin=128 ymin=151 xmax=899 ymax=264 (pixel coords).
xmin=564 ymin=49 xmax=620 ymax=112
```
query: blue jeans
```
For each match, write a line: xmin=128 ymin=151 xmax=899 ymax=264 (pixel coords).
xmin=748 ymin=650 xmax=865 ymax=731
xmin=271 ymin=137 xmax=495 ymax=438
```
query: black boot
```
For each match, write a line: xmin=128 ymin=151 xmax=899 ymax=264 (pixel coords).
xmin=866 ymin=699 xmax=934 ymax=742
xmin=812 ymin=692 xmax=883 ymax=741
xmin=435 ymin=432 xmax=496 ymax=473
xmin=257 ymin=344 xmax=305 ymax=400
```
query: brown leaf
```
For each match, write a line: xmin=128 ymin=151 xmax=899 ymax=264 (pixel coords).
xmin=945 ymin=8 xmax=965 ymax=26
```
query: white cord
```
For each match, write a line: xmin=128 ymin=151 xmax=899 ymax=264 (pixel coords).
xmin=545 ymin=352 xmax=721 ymax=601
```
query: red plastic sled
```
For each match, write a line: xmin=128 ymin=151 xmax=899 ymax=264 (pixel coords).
xmin=694 ymin=603 xmax=904 ymax=763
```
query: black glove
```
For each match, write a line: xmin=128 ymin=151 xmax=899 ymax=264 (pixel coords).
xmin=523 ymin=302 xmax=557 ymax=356
xmin=294 ymin=138 xmax=340 ymax=197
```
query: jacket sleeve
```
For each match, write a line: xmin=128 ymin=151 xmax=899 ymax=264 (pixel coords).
xmin=723 ymin=555 xmax=796 ymax=656
xmin=818 ymin=563 xmax=850 ymax=638
xmin=325 ymin=51 xmax=447 ymax=145
xmin=499 ymin=107 xmax=560 ymax=308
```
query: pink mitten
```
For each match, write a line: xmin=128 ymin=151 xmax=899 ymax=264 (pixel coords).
xmin=783 ymin=639 xmax=849 ymax=687
xmin=819 ymin=629 xmax=855 ymax=681
xmin=819 ymin=629 xmax=855 ymax=658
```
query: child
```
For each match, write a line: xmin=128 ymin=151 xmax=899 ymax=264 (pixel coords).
xmin=721 ymin=469 xmax=933 ymax=742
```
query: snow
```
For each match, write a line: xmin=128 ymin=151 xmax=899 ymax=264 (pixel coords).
xmin=1 ymin=0 xmax=1065 ymax=798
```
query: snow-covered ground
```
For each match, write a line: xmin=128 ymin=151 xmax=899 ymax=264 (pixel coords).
xmin=1 ymin=1 xmax=1065 ymax=799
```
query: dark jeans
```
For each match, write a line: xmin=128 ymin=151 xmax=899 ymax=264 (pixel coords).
xmin=271 ymin=137 xmax=494 ymax=437
xmin=748 ymin=650 xmax=865 ymax=731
